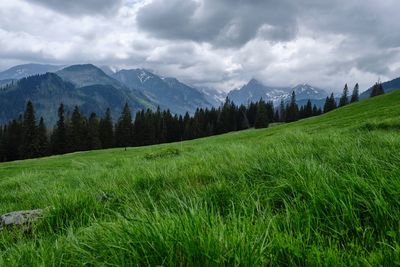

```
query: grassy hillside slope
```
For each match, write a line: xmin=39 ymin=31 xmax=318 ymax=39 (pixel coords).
xmin=1 ymin=92 xmax=400 ymax=266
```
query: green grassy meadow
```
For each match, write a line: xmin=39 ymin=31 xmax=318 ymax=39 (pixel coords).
xmin=1 ymin=91 xmax=400 ymax=266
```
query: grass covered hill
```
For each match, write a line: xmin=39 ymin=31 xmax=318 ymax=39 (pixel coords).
xmin=1 ymin=91 xmax=400 ymax=266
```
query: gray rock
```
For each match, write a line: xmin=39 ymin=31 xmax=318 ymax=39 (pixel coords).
xmin=0 ymin=209 xmax=43 ymax=229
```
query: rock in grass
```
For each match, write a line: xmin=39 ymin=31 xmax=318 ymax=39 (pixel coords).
xmin=0 ymin=209 xmax=43 ymax=229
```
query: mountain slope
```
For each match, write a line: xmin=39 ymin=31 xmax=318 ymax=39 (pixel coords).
xmin=288 ymin=83 xmax=328 ymax=100
xmin=360 ymin=76 xmax=400 ymax=99
xmin=0 ymin=70 xmax=154 ymax=125
xmin=56 ymin=64 xmax=124 ymax=89
xmin=0 ymin=63 xmax=63 ymax=80
xmin=228 ymin=79 xmax=289 ymax=105
xmin=113 ymin=69 xmax=212 ymax=114
xmin=0 ymin=92 xmax=399 ymax=265
xmin=228 ymin=79 xmax=329 ymax=106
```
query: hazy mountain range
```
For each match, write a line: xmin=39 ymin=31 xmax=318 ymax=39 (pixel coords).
xmin=0 ymin=63 xmax=399 ymax=125
xmin=112 ymin=68 xmax=212 ymax=115
xmin=227 ymin=79 xmax=330 ymax=107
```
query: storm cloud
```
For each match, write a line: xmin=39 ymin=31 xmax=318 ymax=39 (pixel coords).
xmin=0 ymin=0 xmax=399 ymax=92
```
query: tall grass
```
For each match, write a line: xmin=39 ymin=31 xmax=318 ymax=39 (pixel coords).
xmin=0 ymin=92 xmax=400 ymax=266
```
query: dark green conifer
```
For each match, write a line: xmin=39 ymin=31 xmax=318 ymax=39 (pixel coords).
xmin=20 ymin=101 xmax=37 ymax=158
xmin=99 ymin=108 xmax=114 ymax=148
xmin=350 ymin=83 xmax=359 ymax=103
xmin=254 ymin=100 xmax=269 ymax=129
xmin=339 ymin=84 xmax=349 ymax=107
xmin=115 ymin=103 xmax=133 ymax=147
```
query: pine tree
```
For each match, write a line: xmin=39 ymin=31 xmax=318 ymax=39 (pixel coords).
xmin=304 ymin=99 xmax=313 ymax=118
xmin=88 ymin=113 xmax=101 ymax=150
xmin=70 ymin=106 xmax=88 ymax=151
xmin=312 ymin=105 xmax=322 ymax=116
xmin=370 ymin=82 xmax=384 ymax=97
xmin=4 ymin=119 xmax=22 ymax=161
xmin=183 ymin=112 xmax=193 ymax=140
xmin=144 ymin=109 xmax=157 ymax=144
xmin=265 ymin=101 xmax=274 ymax=123
xmin=323 ymin=93 xmax=337 ymax=113
xmin=36 ymin=117 xmax=48 ymax=157
xmin=20 ymin=101 xmax=37 ymax=158
xmin=51 ymin=103 xmax=67 ymax=154
xmin=339 ymin=84 xmax=349 ymax=107
xmin=237 ymin=105 xmax=250 ymax=130
xmin=273 ymin=109 xmax=280 ymax=122
xmin=99 ymin=108 xmax=114 ymax=148
xmin=115 ymin=103 xmax=133 ymax=147
xmin=279 ymin=100 xmax=286 ymax=122
xmin=0 ymin=125 xmax=5 ymax=162
xmin=254 ymin=100 xmax=269 ymax=129
xmin=217 ymin=98 xmax=237 ymax=133
xmin=246 ymin=102 xmax=257 ymax=126
xmin=350 ymin=83 xmax=359 ymax=103
xmin=286 ymin=91 xmax=299 ymax=122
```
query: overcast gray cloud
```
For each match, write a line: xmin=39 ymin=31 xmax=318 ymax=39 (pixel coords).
xmin=137 ymin=0 xmax=298 ymax=47
xmin=28 ymin=0 xmax=123 ymax=16
xmin=0 ymin=0 xmax=399 ymax=92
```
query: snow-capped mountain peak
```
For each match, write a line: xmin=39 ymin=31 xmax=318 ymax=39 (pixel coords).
xmin=138 ymin=69 xmax=152 ymax=84
xmin=227 ymin=79 xmax=329 ymax=106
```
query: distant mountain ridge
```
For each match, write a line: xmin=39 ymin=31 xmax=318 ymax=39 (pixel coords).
xmin=56 ymin=64 xmax=125 ymax=89
xmin=0 ymin=65 xmax=154 ymax=125
xmin=227 ymin=79 xmax=330 ymax=107
xmin=2 ymin=62 xmax=398 ymax=126
xmin=0 ymin=63 xmax=63 ymax=80
xmin=113 ymin=69 xmax=212 ymax=114
xmin=228 ymin=79 xmax=289 ymax=105
xmin=360 ymin=76 xmax=400 ymax=99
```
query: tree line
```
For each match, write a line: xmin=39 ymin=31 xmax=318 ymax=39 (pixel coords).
xmin=0 ymin=81 xmax=380 ymax=163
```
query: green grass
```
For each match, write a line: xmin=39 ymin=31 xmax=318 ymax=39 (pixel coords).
xmin=1 ymin=92 xmax=400 ymax=266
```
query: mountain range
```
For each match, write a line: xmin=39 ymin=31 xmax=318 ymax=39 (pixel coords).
xmin=0 ymin=63 xmax=63 ymax=81
xmin=0 ymin=64 xmax=215 ymax=124
xmin=0 ymin=65 xmax=154 ymax=125
xmin=227 ymin=79 xmax=330 ymax=107
xmin=112 ymin=69 xmax=212 ymax=115
xmin=0 ymin=63 xmax=399 ymax=125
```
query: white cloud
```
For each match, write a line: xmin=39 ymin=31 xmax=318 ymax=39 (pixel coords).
xmin=0 ymin=0 xmax=399 ymax=93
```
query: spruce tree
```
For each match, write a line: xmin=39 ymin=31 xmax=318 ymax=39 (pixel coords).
xmin=339 ymin=84 xmax=349 ymax=107
xmin=88 ymin=113 xmax=101 ymax=150
xmin=183 ymin=112 xmax=193 ymax=140
xmin=115 ymin=103 xmax=133 ymax=147
xmin=36 ymin=117 xmax=48 ymax=157
xmin=323 ymin=93 xmax=337 ymax=113
xmin=20 ymin=101 xmax=37 ymax=158
xmin=305 ymin=99 xmax=313 ymax=118
xmin=350 ymin=83 xmax=359 ymax=103
xmin=99 ymin=108 xmax=114 ymax=148
xmin=246 ymin=102 xmax=257 ymax=126
xmin=4 ymin=119 xmax=22 ymax=161
xmin=273 ymin=109 xmax=280 ymax=123
xmin=0 ymin=125 xmax=4 ymax=162
xmin=265 ymin=101 xmax=274 ymax=123
xmin=279 ymin=100 xmax=286 ymax=122
xmin=70 ymin=106 xmax=88 ymax=151
xmin=254 ymin=100 xmax=269 ymax=129
xmin=286 ymin=91 xmax=299 ymax=122
xmin=144 ymin=109 xmax=157 ymax=144
xmin=217 ymin=98 xmax=237 ymax=133
xmin=52 ymin=103 xmax=67 ymax=155
xmin=237 ymin=105 xmax=250 ymax=130
xmin=370 ymin=82 xmax=384 ymax=97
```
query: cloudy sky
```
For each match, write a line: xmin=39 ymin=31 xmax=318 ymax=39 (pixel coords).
xmin=0 ymin=0 xmax=399 ymax=92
